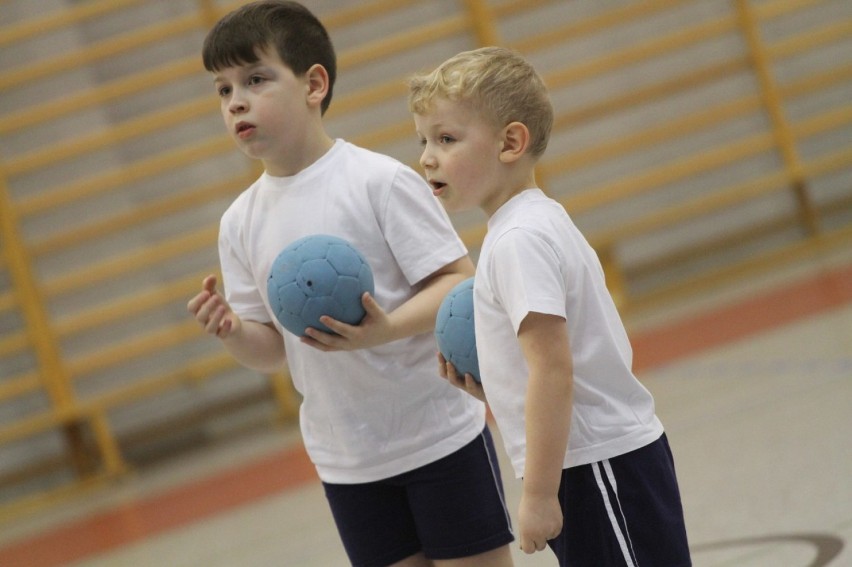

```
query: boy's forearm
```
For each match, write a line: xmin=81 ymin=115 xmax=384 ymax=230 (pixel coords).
xmin=517 ymin=313 xmax=573 ymax=498
xmin=523 ymin=367 xmax=572 ymax=498
xmin=222 ymin=320 xmax=287 ymax=373
xmin=387 ymin=256 xmax=475 ymax=340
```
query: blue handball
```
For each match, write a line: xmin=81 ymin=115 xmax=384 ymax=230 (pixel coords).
xmin=267 ymin=234 xmax=374 ymax=337
xmin=434 ymin=277 xmax=480 ymax=383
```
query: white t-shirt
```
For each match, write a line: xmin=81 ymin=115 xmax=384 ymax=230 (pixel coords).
xmin=475 ymin=189 xmax=663 ymax=479
xmin=218 ymin=139 xmax=485 ymax=483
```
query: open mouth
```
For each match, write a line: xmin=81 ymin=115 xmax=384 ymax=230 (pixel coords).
xmin=236 ymin=122 xmax=255 ymax=138
xmin=430 ymin=180 xmax=447 ymax=195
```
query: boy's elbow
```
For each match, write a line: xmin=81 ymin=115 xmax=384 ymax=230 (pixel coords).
xmin=443 ymin=256 xmax=475 ymax=279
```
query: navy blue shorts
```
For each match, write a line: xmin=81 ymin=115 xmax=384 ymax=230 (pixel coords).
xmin=322 ymin=426 xmax=514 ymax=567
xmin=549 ymin=433 xmax=691 ymax=566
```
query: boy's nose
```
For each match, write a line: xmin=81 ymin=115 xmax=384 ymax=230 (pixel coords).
xmin=419 ymin=151 xmax=435 ymax=170
xmin=228 ymin=94 xmax=248 ymax=114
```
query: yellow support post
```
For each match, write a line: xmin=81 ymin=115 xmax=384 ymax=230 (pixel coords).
xmin=464 ymin=0 xmax=501 ymax=47
xmin=0 ymin=170 xmax=125 ymax=477
xmin=735 ymin=0 xmax=821 ymax=236
xmin=197 ymin=0 xmax=221 ymax=29
xmin=269 ymin=371 xmax=301 ymax=422
xmin=598 ymin=245 xmax=629 ymax=312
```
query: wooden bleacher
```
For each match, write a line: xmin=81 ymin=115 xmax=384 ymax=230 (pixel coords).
xmin=0 ymin=0 xmax=849 ymax=520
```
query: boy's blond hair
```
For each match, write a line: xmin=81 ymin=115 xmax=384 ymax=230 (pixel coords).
xmin=408 ymin=46 xmax=553 ymax=158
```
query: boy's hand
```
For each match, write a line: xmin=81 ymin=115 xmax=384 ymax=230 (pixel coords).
xmin=187 ymin=275 xmax=242 ymax=339
xmin=301 ymin=292 xmax=392 ymax=351
xmin=438 ymin=352 xmax=487 ymax=402
xmin=518 ymin=491 xmax=563 ymax=555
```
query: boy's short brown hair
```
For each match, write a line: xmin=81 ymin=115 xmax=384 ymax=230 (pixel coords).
xmin=408 ymin=47 xmax=553 ymax=158
xmin=202 ymin=0 xmax=336 ymax=115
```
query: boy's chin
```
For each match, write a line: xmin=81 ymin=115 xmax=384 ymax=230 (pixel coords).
xmin=435 ymin=190 xmax=478 ymax=214
xmin=439 ymin=197 xmax=467 ymax=213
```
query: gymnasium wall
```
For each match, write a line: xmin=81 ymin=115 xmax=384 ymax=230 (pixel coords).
xmin=1 ymin=0 xmax=850 ymax=518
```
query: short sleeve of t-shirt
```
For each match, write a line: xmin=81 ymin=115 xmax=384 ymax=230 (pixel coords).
xmin=218 ymin=207 xmax=272 ymax=324
xmin=488 ymin=227 xmax=568 ymax=335
xmin=380 ymin=165 xmax=467 ymax=286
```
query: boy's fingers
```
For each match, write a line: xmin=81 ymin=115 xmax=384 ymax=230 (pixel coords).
xmin=360 ymin=292 xmax=382 ymax=318
xmin=436 ymin=352 xmax=448 ymax=378
xmin=318 ymin=316 xmax=352 ymax=338
xmin=202 ymin=274 xmax=218 ymax=293
xmin=187 ymin=291 xmax=211 ymax=314
xmin=305 ymin=325 xmax=338 ymax=345
xmin=217 ymin=317 xmax=232 ymax=338
xmin=189 ymin=275 xmax=219 ymax=314
xmin=446 ymin=361 xmax=459 ymax=379
xmin=446 ymin=362 xmax=466 ymax=387
xmin=210 ymin=304 xmax=229 ymax=331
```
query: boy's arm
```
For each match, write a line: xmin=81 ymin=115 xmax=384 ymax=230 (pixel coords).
xmin=517 ymin=311 xmax=573 ymax=554
xmin=221 ymin=320 xmax=286 ymax=373
xmin=188 ymin=275 xmax=286 ymax=373
xmin=303 ymin=255 xmax=475 ymax=351
xmin=386 ymin=255 xmax=476 ymax=338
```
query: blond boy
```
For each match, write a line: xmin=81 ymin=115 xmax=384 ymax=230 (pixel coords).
xmin=410 ymin=47 xmax=691 ymax=566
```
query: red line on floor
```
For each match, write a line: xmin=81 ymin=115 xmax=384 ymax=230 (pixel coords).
xmin=632 ymin=264 xmax=852 ymax=372
xmin=0 ymin=445 xmax=316 ymax=567
xmin=0 ymin=263 xmax=849 ymax=567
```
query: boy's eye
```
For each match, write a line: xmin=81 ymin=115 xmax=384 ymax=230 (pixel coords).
xmin=217 ymin=85 xmax=231 ymax=97
xmin=248 ymin=75 xmax=264 ymax=86
xmin=439 ymin=135 xmax=454 ymax=144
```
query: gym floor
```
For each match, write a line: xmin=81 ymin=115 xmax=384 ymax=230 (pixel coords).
xmin=0 ymin=248 xmax=849 ymax=567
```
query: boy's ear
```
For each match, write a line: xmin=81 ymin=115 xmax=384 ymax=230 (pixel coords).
xmin=305 ymin=63 xmax=330 ymax=108
xmin=499 ymin=121 xmax=530 ymax=163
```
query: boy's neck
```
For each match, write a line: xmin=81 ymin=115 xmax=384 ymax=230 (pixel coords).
xmin=263 ymin=131 xmax=335 ymax=177
xmin=483 ymin=165 xmax=539 ymax=217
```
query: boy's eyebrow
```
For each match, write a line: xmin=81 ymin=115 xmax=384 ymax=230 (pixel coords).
xmin=210 ymin=61 xmax=267 ymax=82
xmin=420 ymin=120 xmax=447 ymax=132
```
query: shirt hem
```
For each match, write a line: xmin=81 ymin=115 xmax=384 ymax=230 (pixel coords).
xmin=314 ymin=413 xmax=487 ymax=484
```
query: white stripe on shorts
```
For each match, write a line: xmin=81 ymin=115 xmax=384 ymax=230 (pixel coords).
xmin=592 ymin=460 xmax=638 ymax=566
